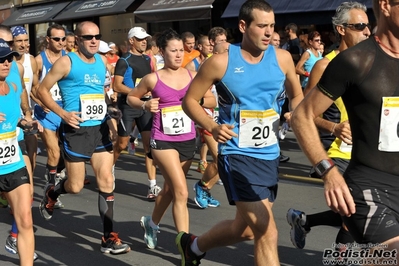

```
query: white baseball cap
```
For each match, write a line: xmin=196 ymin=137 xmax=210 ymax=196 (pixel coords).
xmin=128 ymin=27 xmax=150 ymax=39
xmin=99 ymin=40 xmax=112 ymax=53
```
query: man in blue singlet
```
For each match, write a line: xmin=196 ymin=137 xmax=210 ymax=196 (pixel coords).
xmin=36 ymin=21 xmax=130 ymax=255
xmin=179 ymin=1 xmax=303 ymax=265
xmin=33 ymin=24 xmax=67 ymax=208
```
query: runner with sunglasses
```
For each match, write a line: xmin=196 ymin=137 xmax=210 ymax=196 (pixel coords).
xmin=292 ymin=0 xmax=399 ymax=263
xmin=295 ymin=31 xmax=323 ymax=89
xmin=287 ymin=1 xmax=370 ymax=252
xmin=32 ymin=24 xmax=67 ymax=209
xmin=36 ymin=21 xmax=130 ymax=254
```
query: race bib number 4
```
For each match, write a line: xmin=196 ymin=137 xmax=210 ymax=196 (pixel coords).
xmin=0 ymin=131 xmax=20 ymax=166
xmin=161 ymin=105 xmax=191 ymax=135
xmin=80 ymin=94 xmax=107 ymax=121
xmin=239 ymin=109 xmax=279 ymax=148
xmin=378 ymin=97 xmax=399 ymax=152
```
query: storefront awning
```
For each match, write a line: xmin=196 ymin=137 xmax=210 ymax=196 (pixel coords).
xmin=222 ymin=0 xmax=372 ymax=18
xmin=134 ymin=0 xmax=215 ymax=23
xmin=53 ymin=0 xmax=136 ymax=21
xmin=2 ymin=1 xmax=70 ymax=26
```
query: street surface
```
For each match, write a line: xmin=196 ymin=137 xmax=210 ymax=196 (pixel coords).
xmin=0 ymin=131 xmax=339 ymax=266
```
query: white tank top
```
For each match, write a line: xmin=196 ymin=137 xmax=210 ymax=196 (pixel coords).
xmin=22 ymin=53 xmax=34 ymax=108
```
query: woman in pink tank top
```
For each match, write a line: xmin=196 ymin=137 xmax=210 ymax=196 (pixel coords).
xmin=127 ymin=29 xmax=216 ymax=249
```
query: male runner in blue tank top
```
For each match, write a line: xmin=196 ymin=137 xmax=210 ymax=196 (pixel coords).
xmin=36 ymin=21 xmax=130 ymax=255
xmin=33 ymin=24 xmax=67 ymax=209
xmin=179 ymin=1 xmax=303 ymax=265
xmin=292 ymin=0 xmax=399 ymax=263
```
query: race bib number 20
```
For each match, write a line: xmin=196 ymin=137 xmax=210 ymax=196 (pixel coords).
xmin=239 ymin=109 xmax=279 ymax=148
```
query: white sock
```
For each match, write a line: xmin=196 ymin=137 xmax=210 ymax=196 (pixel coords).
xmin=149 ymin=179 xmax=156 ymax=187
xmin=149 ymin=218 xmax=159 ymax=229
xmin=190 ymin=237 xmax=204 ymax=256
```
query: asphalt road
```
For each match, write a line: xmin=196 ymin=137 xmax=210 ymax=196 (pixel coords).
xmin=0 ymin=131 xmax=339 ymax=266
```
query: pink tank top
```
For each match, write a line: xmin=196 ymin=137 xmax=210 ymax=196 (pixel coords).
xmin=151 ymin=70 xmax=196 ymax=142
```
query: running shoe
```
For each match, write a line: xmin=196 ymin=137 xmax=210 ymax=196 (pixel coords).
xmin=140 ymin=216 xmax=159 ymax=249
xmin=196 ymin=161 xmax=207 ymax=174
xmin=216 ymin=179 xmax=223 ymax=186
xmin=53 ymin=198 xmax=64 ymax=209
xmin=207 ymin=192 xmax=220 ymax=208
xmin=39 ymin=184 xmax=57 ymax=220
xmin=5 ymin=235 xmax=38 ymax=261
xmin=176 ymin=231 xmax=205 ymax=266
xmin=286 ymin=208 xmax=310 ymax=249
xmin=280 ymin=153 xmax=290 ymax=163
xmin=100 ymin=232 xmax=131 ymax=254
xmin=147 ymin=185 xmax=162 ymax=199
xmin=193 ymin=183 xmax=208 ymax=209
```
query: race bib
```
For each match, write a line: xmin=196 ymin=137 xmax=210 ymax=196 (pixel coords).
xmin=80 ymin=94 xmax=107 ymax=121
xmin=378 ymin=97 xmax=399 ymax=152
xmin=213 ymin=107 xmax=219 ymax=123
xmin=239 ymin=109 xmax=279 ymax=148
xmin=135 ymin=78 xmax=142 ymax=86
xmin=161 ymin=105 xmax=191 ymax=135
xmin=0 ymin=131 xmax=20 ymax=166
xmin=339 ymin=140 xmax=352 ymax=153
xmin=50 ymin=83 xmax=62 ymax=101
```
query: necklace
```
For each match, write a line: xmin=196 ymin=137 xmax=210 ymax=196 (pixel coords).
xmin=45 ymin=49 xmax=62 ymax=65
xmin=375 ymin=36 xmax=399 ymax=54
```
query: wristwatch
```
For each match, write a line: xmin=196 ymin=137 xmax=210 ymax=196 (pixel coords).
xmin=314 ymin=159 xmax=335 ymax=178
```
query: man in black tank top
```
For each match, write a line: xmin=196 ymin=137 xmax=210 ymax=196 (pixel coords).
xmin=292 ymin=0 xmax=399 ymax=260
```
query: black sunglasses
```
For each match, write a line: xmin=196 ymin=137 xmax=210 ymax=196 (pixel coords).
xmin=342 ymin=23 xmax=371 ymax=31
xmin=0 ymin=55 xmax=14 ymax=64
xmin=79 ymin=34 xmax=102 ymax=41
xmin=50 ymin=36 xmax=66 ymax=42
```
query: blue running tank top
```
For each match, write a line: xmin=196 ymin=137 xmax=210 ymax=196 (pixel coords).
xmin=58 ymin=53 xmax=106 ymax=127
xmin=9 ymin=61 xmax=24 ymax=142
xmin=301 ymin=49 xmax=322 ymax=88
xmin=40 ymin=50 xmax=66 ymax=105
xmin=0 ymin=78 xmax=25 ymax=175
xmin=217 ymin=44 xmax=286 ymax=160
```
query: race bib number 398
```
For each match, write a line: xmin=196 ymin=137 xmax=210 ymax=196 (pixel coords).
xmin=378 ymin=97 xmax=399 ymax=152
xmin=80 ymin=94 xmax=107 ymax=121
xmin=0 ymin=131 xmax=20 ymax=166
xmin=239 ymin=109 xmax=279 ymax=148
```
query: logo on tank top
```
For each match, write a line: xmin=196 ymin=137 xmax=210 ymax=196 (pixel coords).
xmin=234 ymin=66 xmax=244 ymax=73
xmin=2 ymin=123 xmax=12 ymax=131
xmin=84 ymin=74 xmax=102 ymax=84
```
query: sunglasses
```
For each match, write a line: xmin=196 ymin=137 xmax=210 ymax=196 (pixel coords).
xmin=79 ymin=34 xmax=102 ymax=41
xmin=0 ymin=55 xmax=14 ymax=64
xmin=50 ymin=36 xmax=66 ymax=42
xmin=313 ymin=39 xmax=321 ymax=42
xmin=342 ymin=23 xmax=371 ymax=31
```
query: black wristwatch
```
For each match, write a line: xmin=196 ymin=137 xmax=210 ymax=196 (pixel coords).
xmin=314 ymin=159 xmax=335 ymax=178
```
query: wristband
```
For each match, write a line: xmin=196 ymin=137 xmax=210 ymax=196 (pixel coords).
xmin=304 ymin=71 xmax=310 ymax=77
xmin=330 ymin=123 xmax=337 ymax=136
